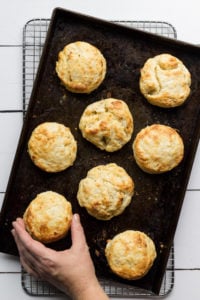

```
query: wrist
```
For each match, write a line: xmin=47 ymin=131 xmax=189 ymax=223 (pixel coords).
xmin=71 ymin=278 xmax=109 ymax=300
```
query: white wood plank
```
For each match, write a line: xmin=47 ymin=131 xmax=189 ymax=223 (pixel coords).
xmin=0 ymin=273 xmax=66 ymax=300
xmin=0 ymin=0 xmax=200 ymax=44
xmin=0 ymin=193 xmax=21 ymax=272
xmin=187 ymin=141 xmax=200 ymax=189
xmin=175 ymin=191 xmax=200 ymax=268
xmin=0 ymin=113 xmax=22 ymax=191
xmin=0 ymin=254 xmax=20 ymax=272
xmin=0 ymin=47 xmax=22 ymax=110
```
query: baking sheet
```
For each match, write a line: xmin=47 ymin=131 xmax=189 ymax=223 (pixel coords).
xmin=0 ymin=8 xmax=200 ymax=295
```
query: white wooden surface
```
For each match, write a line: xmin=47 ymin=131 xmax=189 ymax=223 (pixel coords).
xmin=0 ymin=1 xmax=200 ymax=299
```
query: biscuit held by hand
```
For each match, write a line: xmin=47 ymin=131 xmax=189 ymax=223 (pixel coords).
xmin=23 ymin=191 xmax=72 ymax=243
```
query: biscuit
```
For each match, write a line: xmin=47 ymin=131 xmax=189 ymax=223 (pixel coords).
xmin=139 ymin=53 xmax=191 ymax=108
xmin=77 ymin=163 xmax=134 ymax=220
xmin=79 ymin=98 xmax=134 ymax=152
xmin=105 ymin=230 xmax=157 ymax=280
xmin=23 ymin=191 xmax=72 ymax=243
xmin=56 ymin=41 xmax=106 ymax=94
xmin=28 ymin=122 xmax=77 ymax=173
xmin=133 ymin=124 xmax=184 ymax=174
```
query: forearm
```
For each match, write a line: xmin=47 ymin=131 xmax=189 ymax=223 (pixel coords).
xmin=71 ymin=279 xmax=109 ymax=300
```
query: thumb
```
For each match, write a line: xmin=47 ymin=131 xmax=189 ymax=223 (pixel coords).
xmin=70 ymin=214 xmax=88 ymax=251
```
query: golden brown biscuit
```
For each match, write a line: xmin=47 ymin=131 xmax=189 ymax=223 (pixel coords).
xmin=77 ymin=163 xmax=134 ymax=220
xmin=28 ymin=122 xmax=77 ymax=173
xmin=139 ymin=53 xmax=191 ymax=108
xmin=133 ymin=124 xmax=184 ymax=174
xmin=79 ymin=98 xmax=134 ymax=152
xmin=56 ymin=41 xmax=106 ymax=93
xmin=105 ymin=230 xmax=157 ymax=280
xmin=23 ymin=191 xmax=72 ymax=243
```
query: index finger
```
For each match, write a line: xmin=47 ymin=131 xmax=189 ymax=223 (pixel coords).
xmin=70 ymin=214 xmax=88 ymax=252
xmin=12 ymin=218 xmax=54 ymax=258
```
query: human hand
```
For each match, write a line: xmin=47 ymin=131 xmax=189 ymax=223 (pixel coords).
xmin=12 ymin=214 xmax=109 ymax=300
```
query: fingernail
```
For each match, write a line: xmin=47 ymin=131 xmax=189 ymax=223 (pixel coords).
xmin=73 ymin=213 xmax=80 ymax=222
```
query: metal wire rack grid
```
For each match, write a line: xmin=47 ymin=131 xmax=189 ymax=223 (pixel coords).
xmin=22 ymin=19 xmax=176 ymax=298
xmin=21 ymin=245 xmax=174 ymax=298
xmin=22 ymin=19 xmax=177 ymax=114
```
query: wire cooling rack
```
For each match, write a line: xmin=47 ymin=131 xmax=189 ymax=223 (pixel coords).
xmin=22 ymin=19 xmax=176 ymax=298
xmin=21 ymin=245 xmax=174 ymax=298
xmin=22 ymin=19 xmax=177 ymax=114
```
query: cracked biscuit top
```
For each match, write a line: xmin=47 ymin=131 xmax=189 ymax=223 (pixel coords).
xmin=139 ymin=53 xmax=191 ymax=108
xmin=56 ymin=41 xmax=106 ymax=94
xmin=79 ymin=98 xmax=134 ymax=152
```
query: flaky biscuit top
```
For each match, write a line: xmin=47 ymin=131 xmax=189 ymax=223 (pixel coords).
xmin=77 ymin=163 xmax=134 ymax=220
xmin=56 ymin=41 xmax=106 ymax=93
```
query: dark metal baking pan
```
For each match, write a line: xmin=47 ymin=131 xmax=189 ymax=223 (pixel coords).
xmin=0 ymin=7 xmax=200 ymax=295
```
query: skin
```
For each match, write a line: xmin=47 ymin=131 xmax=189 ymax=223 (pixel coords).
xmin=12 ymin=214 xmax=109 ymax=300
